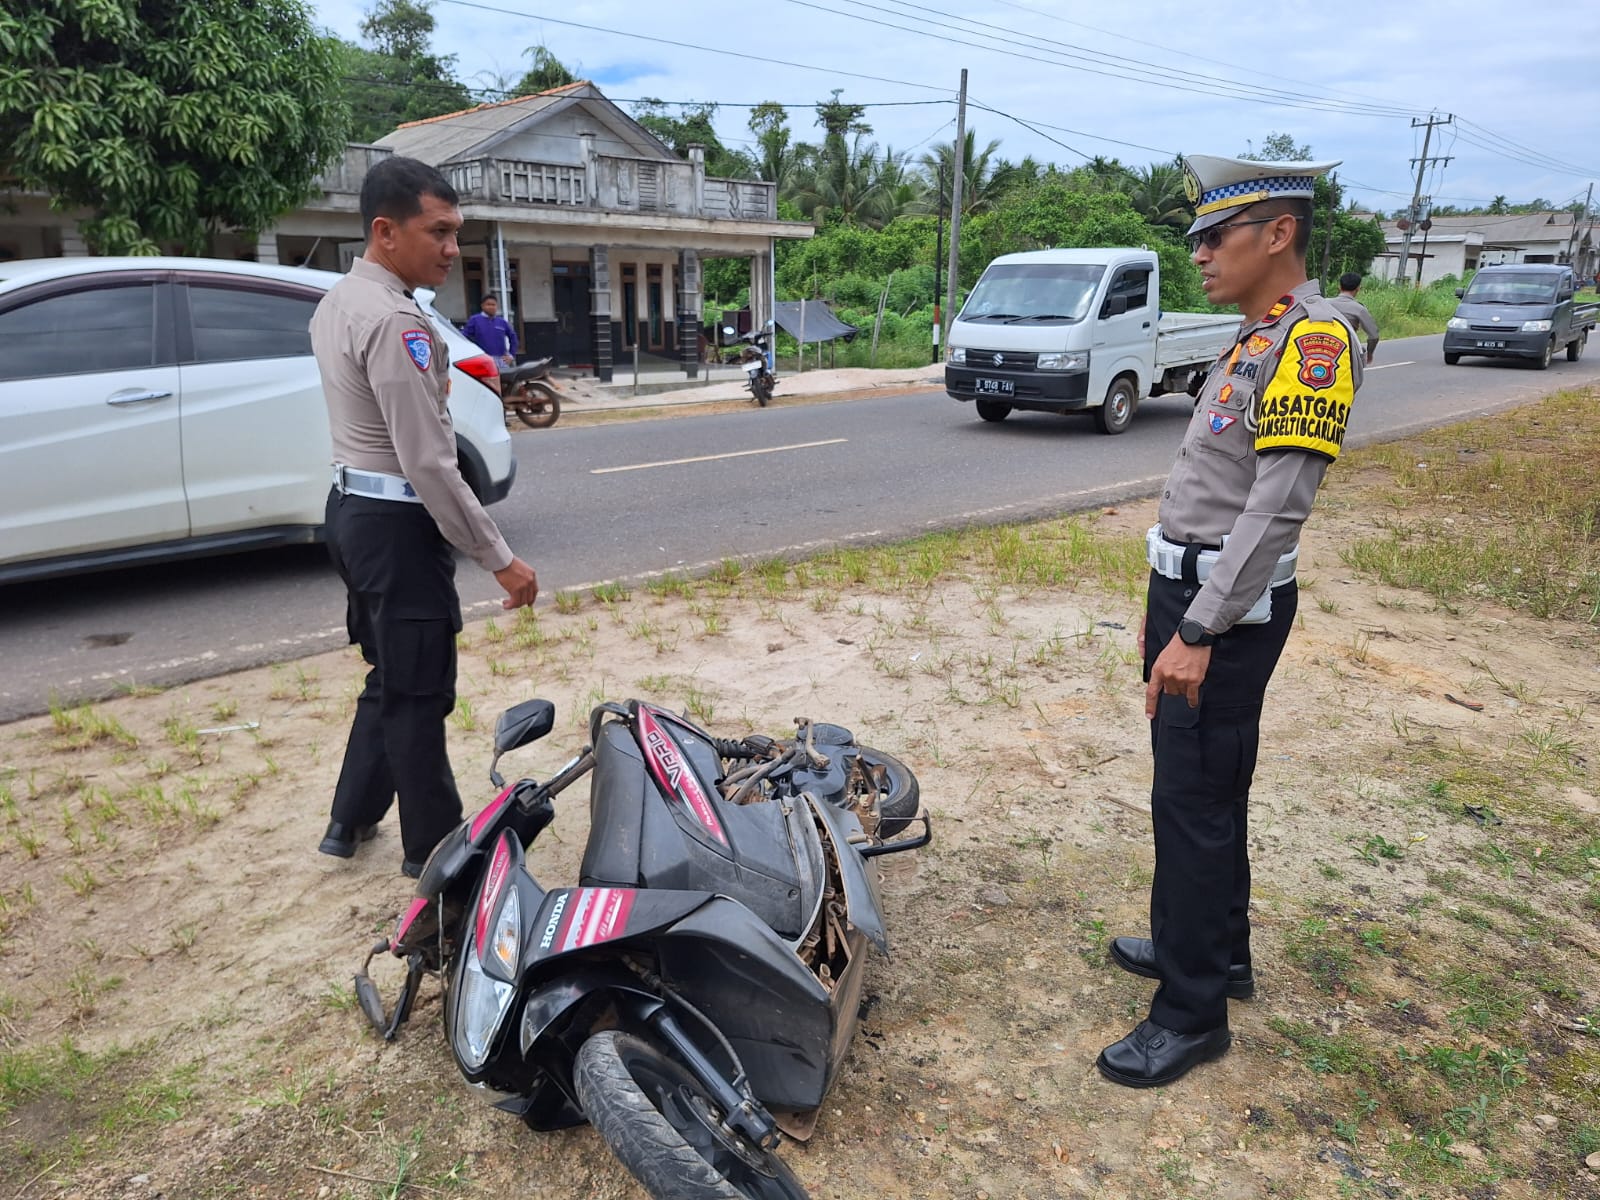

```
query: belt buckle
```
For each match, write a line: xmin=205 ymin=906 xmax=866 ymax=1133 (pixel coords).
xmin=333 ymin=463 xmax=349 ymax=494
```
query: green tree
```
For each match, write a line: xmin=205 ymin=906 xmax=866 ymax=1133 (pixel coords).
xmin=0 ymin=0 xmax=347 ymax=255
xmin=749 ymin=101 xmax=799 ymax=192
xmin=630 ymin=99 xmax=751 ymax=179
xmin=1487 ymin=194 xmax=1510 ymax=214
xmin=511 ymin=44 xmax=575 ymax=96
xmin=920 ymin=130 xmax=1008 ymax=217
xmin=1126 ymin=160 xmax=1192 ymax=230
xmin=340 ymin=0 xmax=472 ymax=142
xmin=1245 ymin=132 xmax=1311 ymax=161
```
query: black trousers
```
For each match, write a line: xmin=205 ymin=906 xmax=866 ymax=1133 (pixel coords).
xmin=324 ymin=487 xmax=464 ymax=864
xmin=1143 ymin=568 xmax=1297 ymax=1033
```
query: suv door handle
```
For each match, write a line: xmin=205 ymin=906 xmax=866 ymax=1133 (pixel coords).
xmin=106 ymin=388 xmax=174 ymax=406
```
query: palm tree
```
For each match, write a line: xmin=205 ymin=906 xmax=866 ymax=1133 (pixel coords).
xmin=790 ymin=131 xmax=885 ymax=225
xmin=864 ymin=147 xmax=926 ymax=227
xmin=1127 ymin=162 xmax=1192 ymax=230
xmin=919 ymin=130 xmax=1006 ymax=217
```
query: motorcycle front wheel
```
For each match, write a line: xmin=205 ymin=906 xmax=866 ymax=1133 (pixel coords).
xmin=509 ymin=382 xmax=561 ymax=429
xmin=574 ymin=1031 xmax=809 ymax=1200
xmin=855 ymin=746 xmax=919 ymax=838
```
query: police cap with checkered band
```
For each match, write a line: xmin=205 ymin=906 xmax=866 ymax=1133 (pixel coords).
xmin=1182 ymin=154 xmax=1341 ymax=236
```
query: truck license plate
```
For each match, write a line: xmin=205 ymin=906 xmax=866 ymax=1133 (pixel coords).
xmin=1476 ymin=340 xmax=1505 ymax=349
xmin=975 ymin=378 xmax=1014 ymax=396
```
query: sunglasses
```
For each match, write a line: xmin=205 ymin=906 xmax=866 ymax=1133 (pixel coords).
xmin=1188 ymin=216 xmax=1282 ymax=252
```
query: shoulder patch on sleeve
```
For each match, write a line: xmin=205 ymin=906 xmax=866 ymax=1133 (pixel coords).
xmin=1254 ymin=318 xmax=1354 ymax=461
xmin=401 ymin=328 xmax=433 ymax=371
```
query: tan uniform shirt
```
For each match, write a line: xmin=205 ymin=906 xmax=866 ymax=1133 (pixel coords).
xmin=312 ymin=259 xmax=512 ymax=573
xmin=1157 ymin=279 xmax=1362 ymax=633
xmin=1329 ymin=293 xmax=1380 ymax=352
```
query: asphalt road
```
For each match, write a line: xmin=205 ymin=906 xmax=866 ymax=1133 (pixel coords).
xmin=4 ymin=332 xmax=1597 ymax=720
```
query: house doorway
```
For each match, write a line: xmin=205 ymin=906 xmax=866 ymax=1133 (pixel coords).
xmin=551 ymin=260 xmax=592 ymax=367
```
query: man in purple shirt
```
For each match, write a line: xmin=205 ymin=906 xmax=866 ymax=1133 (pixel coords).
xmin=463 ymin=293 xmax=519 ymax=366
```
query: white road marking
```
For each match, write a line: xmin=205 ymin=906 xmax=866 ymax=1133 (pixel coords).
xmin=1364 ymin=361 xmax=1415 ymax=370
xmin=592 ymin=438 xmax=848 ymax=474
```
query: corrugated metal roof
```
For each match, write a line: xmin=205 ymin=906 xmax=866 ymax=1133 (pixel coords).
xmin=374 ymin=82 xmax=674 ymax=166
xmin=1380 ymin=212 xmax=1575 ymax=245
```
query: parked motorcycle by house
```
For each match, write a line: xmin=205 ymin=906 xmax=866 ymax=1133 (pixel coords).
xmin=354 ymin=696 xmax=929 ymax=1200
xmin=723 ymin=323 xmax=776 ymax=406
xmin=500 ymin=357 xmax=562 ymax=428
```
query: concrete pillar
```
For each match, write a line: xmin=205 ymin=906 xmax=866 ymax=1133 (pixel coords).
xmin=255 ymin=230 xmax=280 ymax=264
xmin=590 ymin=244 xmax=613 ymax=382
xmin=579 ymin=132 xmax=598 ymax=205
xmin=60 ymin=226 xmax=89 ymax=257
xmin=677 ymin=249 xmax=702 ymax=379
xmin=687 ymin=143 xmax=706 ymax=216
xmin=749 ymin=250 xmax=772 ymax=337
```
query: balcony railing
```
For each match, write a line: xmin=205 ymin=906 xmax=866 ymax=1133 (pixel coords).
xmin=314 ymin=144 xmax=394 ymax=194
xmin=321 ymin=143 xmax=776 ymax=222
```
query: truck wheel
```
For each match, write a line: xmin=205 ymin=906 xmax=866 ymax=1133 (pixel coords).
xmin=1535 ymin=338 xmax=1553 ymax=370
xmin=975 ymin=399 xmax=1011 ymax=422
xmin=1443 ymin=352 xmax=1461 ymax=366
xmin=1095 ymin=376 xmax=1137 ymax=435
xmin=1568 ymin=331 xmax=1586 ymax=362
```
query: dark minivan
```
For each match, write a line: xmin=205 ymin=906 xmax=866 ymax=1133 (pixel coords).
xmin=1443 ymin=263 xmax=1596 ymax=368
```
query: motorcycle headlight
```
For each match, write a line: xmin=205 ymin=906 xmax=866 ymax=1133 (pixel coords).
xmin=454 ymin=944 xmax=516 ymax=1071
xmin=948 ymin=346 xmax=965 ymax=365
xmin=1521 ymin=319 xmax=1552 ymax=333
xmin=1446 ymin=317 xmax=1470 ymax=330
xmin=1037 ymin=351 xmax=1088 ymax=371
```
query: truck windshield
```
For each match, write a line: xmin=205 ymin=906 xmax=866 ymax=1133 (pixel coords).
xmin=1463 ymin=273 xmax=1559 ymax=304
xmin=959 ymin=263 xmax=1106 ymax=323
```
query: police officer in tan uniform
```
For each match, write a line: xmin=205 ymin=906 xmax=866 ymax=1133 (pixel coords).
xmin=313 ymin=156 xmax=538 ymax=877
xmin=1097 ymin=154 xmax=1362 ymax=1087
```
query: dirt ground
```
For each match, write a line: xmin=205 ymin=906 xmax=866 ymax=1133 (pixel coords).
xmin=2 ymin=405 xmax=1598 ymax=1200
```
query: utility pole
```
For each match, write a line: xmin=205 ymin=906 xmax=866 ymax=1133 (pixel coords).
xmin=1320 ymin=170 xmax=1338 ymax=285
xmin=943 ymin=69 xmax=968 ymax=348
xmin=1564 ymin=181 xmax=1592 ymax=267
xmin=1397 ymin=114 xmax=1453 ymax=285
xmin=932 ymin=163 xmax=945 ymax=364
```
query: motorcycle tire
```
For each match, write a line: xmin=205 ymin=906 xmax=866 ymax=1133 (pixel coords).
xmin=855 ymin=746 xmax=919 ymax=839
xmin=574 ymin=1031 xmax=810 ymax=1200
xmin=753 ymin=375 xmax=773 ymax=406
xmin=510 ymin=383 xmax=560 ymax=429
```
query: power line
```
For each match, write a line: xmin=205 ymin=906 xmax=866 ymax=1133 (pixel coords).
xmin=427 ymin=0 xmax=955 ymax=95
xmin=860 ymin=0 xmax=1417 ymax=118
xmin=777 ymin=0 xmax=1422 ymax=118
xmin=968 ymin=100 xmax=1176 ymax=158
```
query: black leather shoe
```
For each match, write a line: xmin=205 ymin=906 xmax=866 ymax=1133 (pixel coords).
xmin=1097 ymin=1019 xmax=1231 ymax=1088
xmin=318 ymin=821 xmax=378 ymax=858
xmin=400 ymin=858 xmax=425 ymax=879
xmin=1110 ymin=936 xmax=1255 ymax=1000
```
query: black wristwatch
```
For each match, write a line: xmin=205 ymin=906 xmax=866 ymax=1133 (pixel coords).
xmin=1178 ymin=618 xmax=1217 ymax=647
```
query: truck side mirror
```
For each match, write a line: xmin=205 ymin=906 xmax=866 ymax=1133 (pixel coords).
xmin=1103 ymin=295 xmax=1129 ymax=317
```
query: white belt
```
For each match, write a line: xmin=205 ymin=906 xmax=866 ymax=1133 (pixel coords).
xmin=1146 ymin=524 xmax=1298 ymax=586
xmin=333 ymin=464 xmax=424 ymax=504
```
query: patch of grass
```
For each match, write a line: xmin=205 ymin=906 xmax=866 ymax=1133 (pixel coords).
xmin=552 ymin=590 xmax=582 ymax=614
xmin=1269 ymin=1017 xmax=1372 ymax=1077
xmin=1284 ymin=916 xmax=1360 ymax=994
xmin=47 ymin=702 xmax=138 ymax=750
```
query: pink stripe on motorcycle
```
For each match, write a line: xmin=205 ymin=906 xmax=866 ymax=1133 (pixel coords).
xmin=637 ymin=706 xmax=728 ymax=845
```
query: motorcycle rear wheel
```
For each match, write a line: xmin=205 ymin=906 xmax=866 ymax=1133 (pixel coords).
xmin=574 ymin=1031 xmax=809 ymax=1200
xmin=510 ymin=383 xmax=561 ymax=429
xmin=753 ymin=375 xmax=773 ymax=406
xmin=855 ymin=746 xmax=919 ymax=838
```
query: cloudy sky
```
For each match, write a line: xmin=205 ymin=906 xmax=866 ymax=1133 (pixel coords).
xmin=312 ymin=0 xmax=1600 ymax=216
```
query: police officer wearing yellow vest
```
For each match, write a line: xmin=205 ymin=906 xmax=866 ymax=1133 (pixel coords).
xmin=1097 ymin=154 xmax=1362 ymax=1088
xmin=312 ymin=156 xmax=539 ymax=877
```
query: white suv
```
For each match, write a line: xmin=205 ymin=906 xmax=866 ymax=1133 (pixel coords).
xmin=0 ymin=257 xmax=515 ymax=584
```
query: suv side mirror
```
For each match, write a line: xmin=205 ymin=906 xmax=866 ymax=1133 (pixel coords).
xmin=1454 ymin=288 xmax=1465 ymax=299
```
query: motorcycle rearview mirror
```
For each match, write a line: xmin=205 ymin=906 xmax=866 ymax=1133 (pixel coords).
xmin=722 ymin=326 xmax=737 ymax=338
xmin=488 ymin=699 xmax=556 ymax=787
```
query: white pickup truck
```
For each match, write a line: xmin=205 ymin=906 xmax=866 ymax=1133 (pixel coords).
xmin=944 ymin=247 xmax=1241 ymax=433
